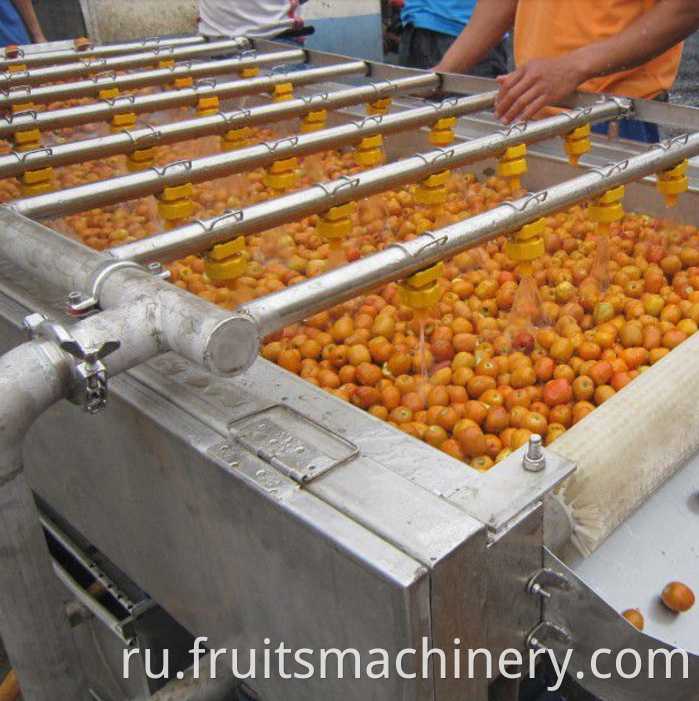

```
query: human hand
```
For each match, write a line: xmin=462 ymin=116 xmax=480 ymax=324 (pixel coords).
xmin=494 ymin=56 xmax=584 ymax=124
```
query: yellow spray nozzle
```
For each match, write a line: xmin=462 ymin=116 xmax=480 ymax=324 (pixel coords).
xmin=74 ymin=37 xmax=92 ymax=51
xmin=11 ymin=102 xmax=33 ymax=114
xmin=18 ymin=166 xmax=54 ymax=197
xmin=301 ymin=109 xmax=328 ymax=133
xmin=413 ymin=169 xmax=451 ymax=206
xmin=196 ymin=95 xmax=220 ymax=116
xmin=429 ymin=116 xmax=457 ymax=146
xmin=396 ymin=261 xmax=445 ymax=310
xmin=367 ymin=96 xmax=393 ymax=116
xmin=354 ymin=134 xmax=385 ymax=167
xmin=173 ymin=76 xmax=194 ymax=89
xmin=158 ymin=59 xmax=176 ymax=70
xmin=263 ymin=156 xmax=299 ymax=191
xmin=157 ymin=182 xmax=195 ymax=223
xmin=12 ymin=128 xmax=41 ymax=152
xmin=657 ymin=160 xmax=688 ymax=208
xmin=505 ymin=218 xmax=546 ymax=263
xmin=564 ymin=124 xmax=591 ymax=166
xmin=497 ymin=143 xmax=528 ymax=190
xmin=126 ymin=146 xmax=158 ymax=172
xmin=588 ymin=185 xmax=625 ymax=225
xmin=317 ymin=201 xmax=356 ymax=241
xmin=109 ymin=112 xmax=137 ymax=134
xmin=271 ymin=82 xmax=294 ymax=102
xmin=98 ymin=87 xmax=120 ymax=101
xmin=240 ymin=66 xmax=260 ymax=79
xmin=221 ymin=126 xmax=252 ymax=151
xmin=205 ymin=236 xmax=248 ymax=281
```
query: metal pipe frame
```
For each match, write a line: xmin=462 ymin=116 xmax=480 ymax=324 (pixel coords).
xmin=0 ymin=61 xmax=370 ymax=139
xmin=0 ymin=198 xmax=262 ymax=699
xmin=227 ymin=132 xmax=699 ymax=366
xmin=0 ymin=74 xmax=440 ymax=183
xmin=0 ymin=209 xmax=255 ymax=374
xmin=0 ymin=334 xmax=92 ymax=701
xmin=0 ymin=48 xmax=307 ymax=111
xmin=0 ymin=36 xmax=206 ymax=71
xmin=436 ymin=71 xmax=699 ymax=134
xmin=0 ymin=37 xmax=251 ymax=89
xmin=103 ymin=99 xmax=628 ymax=265
xmin=252 ymin=40 xmax=699 ymax=134
xmin=11 ymin=88 xmax=484 ymax=219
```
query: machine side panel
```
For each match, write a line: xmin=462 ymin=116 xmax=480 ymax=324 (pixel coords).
xmin=22 ymin=376 xmax=433 ymax=701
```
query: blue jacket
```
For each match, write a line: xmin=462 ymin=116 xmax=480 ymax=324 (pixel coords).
xmin=401 ymin=0 xmax=477 ymax=38
xmin=0 ymin=0 xmax=30 ymax=46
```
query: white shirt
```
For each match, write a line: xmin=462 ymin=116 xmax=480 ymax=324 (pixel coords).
xmin=198 ymin=0 xmax=301 ymax=39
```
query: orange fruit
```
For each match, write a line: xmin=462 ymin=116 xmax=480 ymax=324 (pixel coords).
xmin=661 ymin=582 xmax=695 ymax=613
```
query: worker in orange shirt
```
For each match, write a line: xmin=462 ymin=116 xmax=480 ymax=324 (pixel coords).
xmin=435 ymin=0 xmax=699 ymax=142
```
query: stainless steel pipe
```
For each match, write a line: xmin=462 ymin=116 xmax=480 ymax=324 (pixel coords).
xmin=0 ymin=61 xmax=369 ymax=139
xmin=12 ymin=88 xmax=482 ymax=219
xmin=0 ymin=75 xmax=440 ymax=183
xmin=0 ymin=49 xmax=307 ymax=111
xmin=0 ymin=36 xmax=206 ymax=71
xmin=0 ymin=38 xmax=251 ymax=89
xmin=108 ymin=99 xmax=628 ymax=265
xmin=0 ymin=197 xmax=259 ymax=699
xmin=0 ymin=336 xmax=91 ymax=701
xmin=0 ymin=209 xmax=256 ymax=373
xmin=233 ymin=132 xmax=699 ymax=351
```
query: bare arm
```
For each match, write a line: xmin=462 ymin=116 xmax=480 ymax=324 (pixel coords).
xmin=434 ymin=0 xmax=517 ymax=74
xmin=496 ymin=0 xmax=699 ymax=123
xmin=10 ymin=0 xmax=46 ymax=44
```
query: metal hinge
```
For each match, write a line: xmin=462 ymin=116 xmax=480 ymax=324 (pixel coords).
xmin=24 ymin=312 xmax=120 ymax=414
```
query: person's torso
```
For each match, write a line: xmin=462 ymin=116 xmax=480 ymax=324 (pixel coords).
xmin=0 ymin=0 xmax=30 ymax=47
xmin=198 ymin=0 xmax=296 ymax=39
xmin=402 ymin=0 xmax=478 ymax=37
xmin=514 ymin=0 xmax=683 ymax=98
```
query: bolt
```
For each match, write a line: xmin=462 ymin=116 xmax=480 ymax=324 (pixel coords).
xmin=522 ymin=434 xmax=546 ymax=472
xmin=67 ymin=291 xmax=91 ymax=316
xmin=527 ymin=635 xmax=546 ymax=652
xmin=147 ymin=261 xmax=170 ymax=280
xmin=529 ymin=582 xmax=551 ymax=599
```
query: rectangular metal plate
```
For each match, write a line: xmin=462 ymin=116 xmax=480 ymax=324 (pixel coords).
xmin=229 ymin=404 xmax=359 ymax=484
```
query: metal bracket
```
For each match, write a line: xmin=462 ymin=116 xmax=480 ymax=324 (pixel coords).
xmin=527 ymin=568 xmax=571 ymax=600
xmin=301 ymin=92 xmax=330 ymax=108
xmin=69 ymin=260 xmax=143 ymax=314
xmin=527 ymin=621 xmax=571 ymax=651
xmin=68 ymin=260 xmax=169 ymax=315
xmin=193 ymin=208 xmax=244 ymax=233
xmin=23 ymin=313 xmax=120 ymax=414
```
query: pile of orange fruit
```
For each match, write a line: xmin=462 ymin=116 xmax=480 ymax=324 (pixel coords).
xmin=259 ymin=200 xmax=699 ymax=470
xmin=1 ymin=119 xmax=698 ymax=471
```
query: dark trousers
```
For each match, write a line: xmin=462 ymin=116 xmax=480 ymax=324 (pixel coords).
xmin=399 ymin=24 xmax=508 ymax=78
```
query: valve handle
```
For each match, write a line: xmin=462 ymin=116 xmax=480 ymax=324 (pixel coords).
xmin=60 ymin=339 xmax=121 ymax=365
